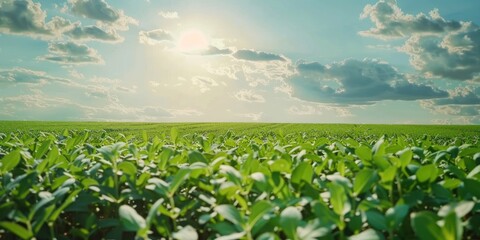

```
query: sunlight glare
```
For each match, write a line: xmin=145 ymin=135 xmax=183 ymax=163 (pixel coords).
xmin=176 ymin=29 xmax=209 ymax=53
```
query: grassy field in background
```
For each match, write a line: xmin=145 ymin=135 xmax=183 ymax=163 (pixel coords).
xmin=1 ymin=121 xmax=479 ymax=139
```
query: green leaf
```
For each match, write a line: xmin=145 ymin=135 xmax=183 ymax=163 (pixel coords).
xmin=385 ymin=204 xmax=409 ymax=231
xmin=269 ymin=159 xmax=291 ymax=173
xmin=280 ymin=207 xmax=302 ymax=240
xmin=250 ymin=172 xmax=269 ymax=192
xmin=297 ymin=220 xmax=330 ymax=240
xmin=356 ymin=145 xmax=372 ymax=162
xmin=256 ymin=232 xmax=280 ymax=240
xmin=216 ymin=231 xmax=246 ymax=240
xmin=142 ymin=130 xmax=148 ymax=142
xmin=49 ymin=189 xmax=82 ymax=222
xmin=29 ymin=191 xmax=55 ymax=220
xmin=353 ymin=169 xmax=378 ymax=195
xmin=173 ymin=225 xmax=198 ymax=240
xmin=118 ymin=161 xmax=137 ymax=177
xmin=98 ymin=142 xmax=125 ymax=162
xmin=291 ymin=162 xmax=314 ymax=185
xmin=467 ymin=165 xmax=480 ymax=179
xmin=438 ymin=201 xmax=474 ymax=218
xmin=146 ymin=198 xmax=164 ymax=226
xmin=158 ymin=147 xmax=174 ymax=170
xmin=463 ymin=179 xmax=480 ymax=198
xmin=366 ymin=210 xmax=387 ymax=231
xmin=188 ymin=151 xmax=208 ymax=164
xmin=215 ymin=204 xmax=244 ymax=227
xmin=0 ymin=221 xmax=33 ymax=240
xmin=379 ymin=166 xmax=397 ymax=184
xmin=171 ymin=127 xmax=179 ymax=143
xmin=399 ymin=149 xmax=413 ymax=168
xmin=328 ymin=182 xmax=351 ymax=216
xmin=311 ymin=200 xmax=339 ymax=227
xmin=348 ymin=229 xmax=385 ymax=240
xmin=169 ymin=168 xmax=191 ymax=196
xmin=443 ymin=211 xmax=462 ymax=240
xmin=119 ymin=205 xmax=146 ymax=232
xmin=1 ymin=149 xmax=21 ymax=173
xmin=35 ymin=139 xmax=52 ymax=159
xmin=416 ymin=164 xmax=438 ymax=183
xmin=441 ymin=179 xmax=463 ymax=190
xmin=248 ymin=201 xmax=273 ymax=227
xmin=411 ymin=211 xmax=445 ymax=240
xmin=372 ymin=137 xmax=386 ymax=156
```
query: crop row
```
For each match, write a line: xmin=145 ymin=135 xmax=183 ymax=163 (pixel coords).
xmin=0 ymin=129 xmax=479 ymax=239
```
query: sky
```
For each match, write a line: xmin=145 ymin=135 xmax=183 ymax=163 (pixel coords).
xmin=0 ymin=0 xmax=479 ymax=124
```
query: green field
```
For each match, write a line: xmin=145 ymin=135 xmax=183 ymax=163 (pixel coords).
xmin=0 ymin=122 xmax=479 ymax=239
xmin=1 ymin=121 xmax=479 ymax=138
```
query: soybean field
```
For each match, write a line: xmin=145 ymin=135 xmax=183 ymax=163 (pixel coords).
xmin=0 ymin=122 xmax=479 ymax=239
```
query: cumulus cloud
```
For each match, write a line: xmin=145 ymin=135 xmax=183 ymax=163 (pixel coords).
xmin=400 ymin=29 xmax=480 ymax=81
xmin=65 ymin=24 xmax=122 ymax=42
xmin=361 ymin=0 xmax=480 ymax=81
xmin=236 ymin=59 xmax=295 ymax=87
xmin=138 ymin=29 xmax=173 ymax=45
xmin=39 ymin=42 xmax=103 ymax=65
xmin=0 ymin=0 xmax=72 ymax=38
xmin=233 ymin=49 xmax=286 ymax=62
xmin=433 ymin=87 xmax=480 ymax=105
xmin=0 ymin=0 xmax=127 ymax=43
xmin=421 ymin=99 xmax=480 ymax=124
xmin=198 ymin=46 xmax=233 ymax=56
xmin=289 ymin=58 xmax=448 ymax=104
xmin=234 ymin=90 xmax=265 ymax=103
xmin=158 ymin=11 xmax=179 ymax=19
xmin=420 ymin=86 xmax=480 ymax=123
xmin=204 ymin=64 xmax=241 ymax=80
xmin=360 ymin=0 xmax=462 ymax=40
xmin=69 ymin=0 xmax=137 ymax=30
xmin=0 ymin=93 xmax=71 ymax=111
xmin=191 ymin=76 xmax=219 ymax=93
xmin=0 ymin=67 xmax=70 ymax=85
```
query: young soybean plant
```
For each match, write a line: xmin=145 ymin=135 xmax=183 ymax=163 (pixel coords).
xmin=0 ymin=128 xmax=479 ymax=239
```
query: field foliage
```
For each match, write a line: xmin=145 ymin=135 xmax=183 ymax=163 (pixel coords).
xmin=0 ymin=123 xmax=479 ymax=239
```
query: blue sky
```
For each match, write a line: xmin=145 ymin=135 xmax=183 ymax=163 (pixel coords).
xmin=0 ymin=0 xmax=479 ymax=124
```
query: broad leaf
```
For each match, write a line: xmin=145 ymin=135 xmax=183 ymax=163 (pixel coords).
xmin=119 ymin=205 xmax=146 ymax=232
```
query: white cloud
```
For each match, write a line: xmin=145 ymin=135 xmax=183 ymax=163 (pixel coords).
xmin=39 ymin=41 xmax=103 ymax=65
xmin=191 ymin=76 xmax=219 ymax=93
xmin=360 ymin=0 xmax=462 ymax=40
xmin=204 ymin=64 xmax=241 ymax=80
xmin=0 ymin=67 xmax=71 ymax=85
xmin=289 ymin=59 xmax=448 ymax=104
xmin=233 ymin=49 xmax=286 ymax=62
xmin=69 ymin=0 xmax=138 ymax=31
xmin=240 ymin=59 xmax=295 ymax=87
xmin=139 ymin=29 xmax=173 ymax=45
xmin=234 ymin=90 xmax=265 ymax=103
xmin=69 ymin=69 xmax=84 ymax=79
xmin=399 ymin=28 xmax=480 ymax=81
xmin=65 ymin=24 xmax=122 ymax=42
xmin=361 ymin=0 xmax=480 ymax=82
xmin=0 ymin=0 xmax=72 ymax=38
xmin=158 ymin=11 xmax=179 ymax=19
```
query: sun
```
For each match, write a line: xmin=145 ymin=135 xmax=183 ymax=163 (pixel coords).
xmin=176 ymin=29 xmax=209 ymax=53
